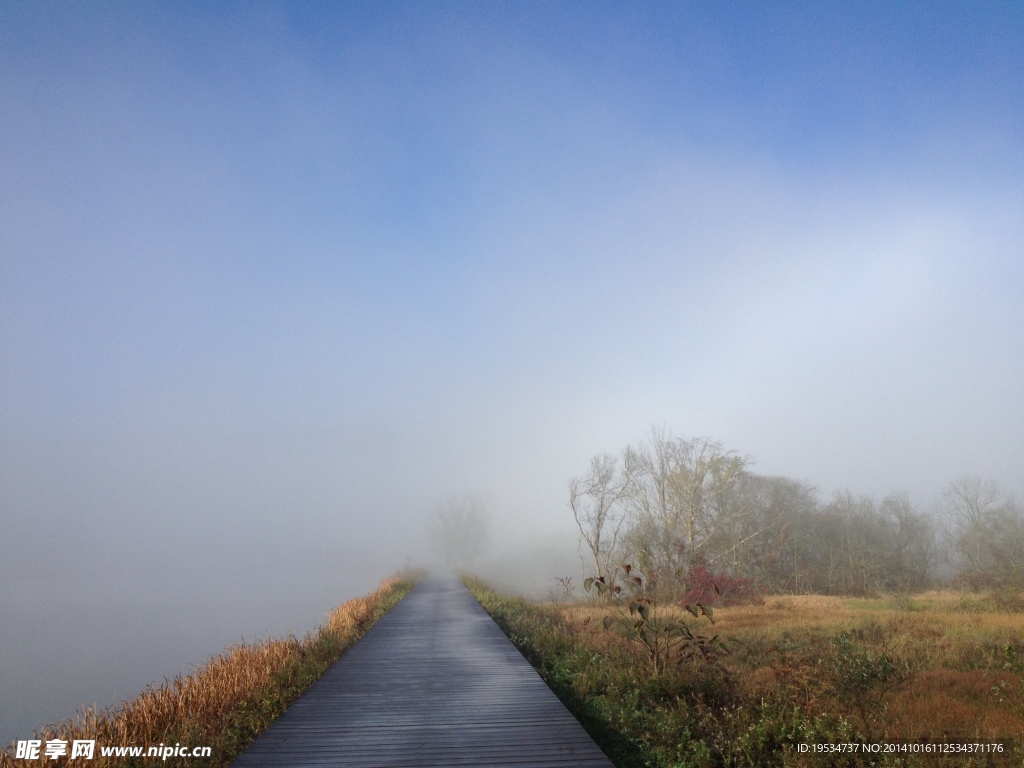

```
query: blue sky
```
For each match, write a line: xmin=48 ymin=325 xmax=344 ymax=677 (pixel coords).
xmin=2 ymin=0 xmax=1023 ymax=552
xmin=1 ymin=0 xmax=1023 ymax=736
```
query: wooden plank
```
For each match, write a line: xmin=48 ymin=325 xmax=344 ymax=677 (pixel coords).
xmin=231 ymin=574 xmax=615 ymax=767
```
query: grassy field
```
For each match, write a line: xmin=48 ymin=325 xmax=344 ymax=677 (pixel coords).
xmin=467 ymin=579 xmax=1024 ymax=767
xmin=1 ymin=574 xmax=417 ymax=768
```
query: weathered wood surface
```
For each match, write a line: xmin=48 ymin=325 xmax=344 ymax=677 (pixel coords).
xmin=231 ymin=574 xmax=615 ymax=767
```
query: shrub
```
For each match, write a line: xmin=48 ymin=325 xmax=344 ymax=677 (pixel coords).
xmin=819 ymin=631 xmax=911 ymax=740
xmin=682 ymin=559 xmax=765 ymax=607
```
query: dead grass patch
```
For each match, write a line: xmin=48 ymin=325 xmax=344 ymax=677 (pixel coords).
xmin=549 ymin=590 xmax=1024 ymax=748
xmin=888 ymin=669 xmax=1023 ymax=740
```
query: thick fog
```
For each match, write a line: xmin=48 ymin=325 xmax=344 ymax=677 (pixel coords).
xmin=2 ymin=3 xmax=1023 ymax=744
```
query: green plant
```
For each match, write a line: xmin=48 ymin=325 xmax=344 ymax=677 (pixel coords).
xmin=820 ymin=631 xmax=910 ymax=740
xmin=585 ymin=563 xmax=733 ymax=676
xmin=466 ymin=576 xmax=866 ymax=767
xmin=990 ymin=643 xmax=1024 ymax=715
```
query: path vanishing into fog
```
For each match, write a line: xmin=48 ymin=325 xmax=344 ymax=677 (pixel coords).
xmin=231 ymin=574 xmax=614 ymax=768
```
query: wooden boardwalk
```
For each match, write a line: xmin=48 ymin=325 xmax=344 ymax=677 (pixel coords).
xmin=231 ymin=574 xmax=615 ymax=768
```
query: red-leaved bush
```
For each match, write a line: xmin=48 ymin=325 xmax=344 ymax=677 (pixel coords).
xmin=681 ymin=559 xmax=765 ymax=607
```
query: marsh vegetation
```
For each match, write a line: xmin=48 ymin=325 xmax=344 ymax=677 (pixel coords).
xmin=531 ymin=430 xmax=1024 ymax=764
xmin=468 ymin=577 xmax=1023 ymax=766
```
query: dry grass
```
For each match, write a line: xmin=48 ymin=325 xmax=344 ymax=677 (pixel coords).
xmin=550 ymin=590 xmax=1024 ymax=746
xmin=886 ymin=669 xmax=1023 ymax=740
xmin=1 ymin=575 xmax=416 ymax=768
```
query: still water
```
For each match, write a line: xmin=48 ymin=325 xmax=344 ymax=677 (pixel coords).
xmin=0 ymin=563 xmax=383 ymax=746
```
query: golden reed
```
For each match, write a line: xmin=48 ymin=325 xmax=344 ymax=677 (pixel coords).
xmin=1 ymin=576 xmax=415 ymax=768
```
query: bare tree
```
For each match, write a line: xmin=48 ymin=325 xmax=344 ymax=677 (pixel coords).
xmin=432 ymin=495 xmax=491 ymax=570
xmin=566 ymin=432 xmax=1024 ymax=597
xmin=709 ymin=473 xmax=817 ymax=592
xmin=987 ymin=513 xmax=1024 ymax=589
xmin=880 ymin=492 xmax=937 ymax=591
xmin=569 ymin=452 xmax=635 ymax=585
xmin=623 ymin=429 xmax=748 ymax=596
xmin=941 ymin=477 xmax=1022 ymax=588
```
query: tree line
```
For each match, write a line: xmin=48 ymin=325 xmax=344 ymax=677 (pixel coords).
xmin=570 ymin=428 xmax=1023 ymax=598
